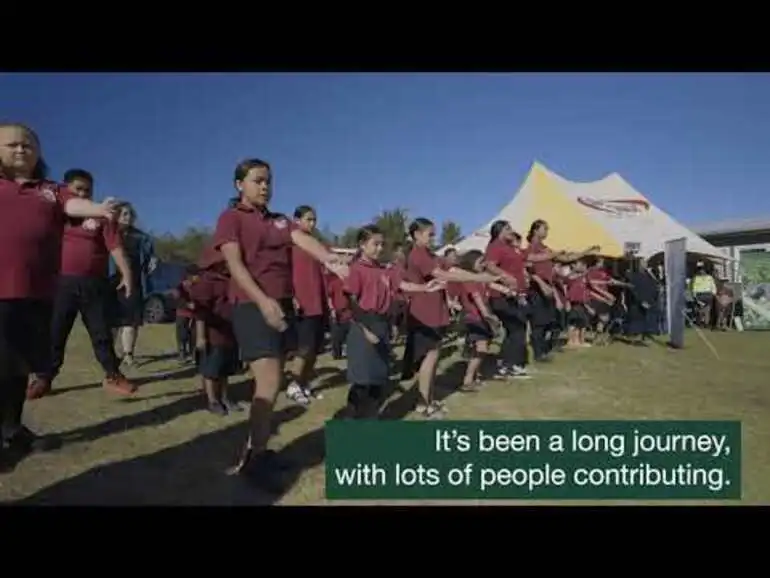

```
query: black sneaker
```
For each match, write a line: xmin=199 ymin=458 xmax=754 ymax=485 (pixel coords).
xmin=5 ymin=426 xmax=62 ymax=458
xmin=222 ymin=399 xmax=244 ymax=413
xmin=207 ymin=401 xmax=227 ymax=416
xmin=0 ymin=448 xmax=15 ymax=474
xmin=240 ymin=450 xmax=294 ymax=494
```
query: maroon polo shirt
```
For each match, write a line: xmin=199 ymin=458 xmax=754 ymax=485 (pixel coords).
xmin=344 ymin=257 xmax=402 ymax=316
xmin=566 ymin=274 xmax=589 ymax=304
xmin=292 ymin=245 xmax=326 ymax=317
xmin=0 ymin=178 xmax=73 ymax=300
xmin=485 ymin=239 xmax=527 ymax=297
xmin=212 ymin=204 xmax=294 ymax=304
xmin=188 ymin=270 xmax=235 ymax=347
xmin=405 ymin=245 xmax=450 ymax=328
xmin=60 ymin=217 xmax=121 ymax=278
xmin=326 ymin=272 xmax=352 ymax=322
xmin=525 ymin=239 xmax=555 ymax=283
xmin=586 ymin=268 xmax=610 ymax=285
xmin=459 ymin=281 xmax=487 ymax=322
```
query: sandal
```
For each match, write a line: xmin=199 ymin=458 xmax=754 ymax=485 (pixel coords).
xmin=459 ymin=381 xmax=483 ymax=393
xmin=415 ymin=402 xmax=443 ymax=420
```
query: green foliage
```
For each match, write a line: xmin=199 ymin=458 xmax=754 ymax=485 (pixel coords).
xmin=440 ymin=220 xmax=462 ymax=247
xmin=151 ymin=227 xmax=211 ymax=265
xmin=149 ymin=207 xmax=433 ymax=264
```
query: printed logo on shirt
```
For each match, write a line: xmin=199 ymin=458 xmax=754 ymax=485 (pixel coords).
xmin=38 ymin=185 xmax=58 ymax=203
xmin=82 ymin=218 xmax=100 ymax=231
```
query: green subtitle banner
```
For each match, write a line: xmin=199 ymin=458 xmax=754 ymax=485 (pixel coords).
xmin=325 ymin=420 xmax=741 ymax=500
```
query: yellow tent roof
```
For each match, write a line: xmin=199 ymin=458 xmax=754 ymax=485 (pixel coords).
xmin=448 ymin=161 xmax=723 ymax=259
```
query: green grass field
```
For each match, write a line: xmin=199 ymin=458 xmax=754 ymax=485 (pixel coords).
xmin=1 ymin=322 xmax=768 ymax=505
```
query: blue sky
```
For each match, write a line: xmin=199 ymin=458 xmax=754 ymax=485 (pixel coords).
xmin=2 ymin=73 xmax=768 ymax=237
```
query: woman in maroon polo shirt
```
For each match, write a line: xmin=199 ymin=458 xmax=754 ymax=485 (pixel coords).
xmin=343 ymin=224 xmax=443 ymax=419
xmin=0 ymin=123 xmax=117 ymax=472
xmin=402 ymin=217 xmax=499 ymax=419
xmin=213 ymin=158 xmax=347 ymax=492
xmin=484 ymin=220 xmax=531 ymax=379
xmin=287 ymin=205 xmax=327 ymax=405
xmin=525 ymin=219 xmax=599 ymax=362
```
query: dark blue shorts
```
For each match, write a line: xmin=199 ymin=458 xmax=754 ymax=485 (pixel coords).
xmin=232 ymin=300 xmax=297 ymax=362
xmin=199 ymin=345 xmax=240 ymax=379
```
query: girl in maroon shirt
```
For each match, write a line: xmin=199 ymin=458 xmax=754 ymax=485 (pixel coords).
xmin=287 ymin=205 xmax=327 ymax=405
xmin=173 ymin=266 xmax=199 ymax=364
xmin=388 ymin=243 xmax=408 ymax=343
xmin=456 ymin=250 xmax=514 ymax=391
xmin=188 ymin=252 xmax=243 ymax=417
xmin=212 ymin=158 xmax=347 ymax=493
xmin=326 ymin=266 xmax=352 ymax=360
xmin=525 ymin=219 xmax=599 ymax=361
xmin=483 ymin=220 xmax=532 ymax=378
xmin=0 ymin=123 xmax=117 ymax=471
xmin=343 ymin=225 xmax=443 ymax=419
xmin=564 ymin=260 xmax=595 ymax=348
xmin=402 ymin=218 xmax=499 ymax=418
xmin=586 ymin=257 xmax=629 ymax=345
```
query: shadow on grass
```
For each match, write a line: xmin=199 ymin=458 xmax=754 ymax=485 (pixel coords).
xmin=47 ymin=366 xmax=200 ymax=398
xmin=19 ymin=406 xmax=307 ymax=506
xmin=57 ymin=376 xmax=257 ymax=446
xmin=25 ymin=350 xmax=471 ymax=505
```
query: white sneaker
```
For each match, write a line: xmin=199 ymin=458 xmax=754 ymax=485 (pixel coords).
xmin=511 ymin=366 xmax=532 ymax=379
xmin=303 ymin=386 xmax=323 ymax=400
xmin=286 ymin=383 xmax=311 ymax=405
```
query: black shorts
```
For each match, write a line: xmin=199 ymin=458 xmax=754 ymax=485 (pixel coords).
xmin=406 ymin=320 xmax=446 ymax=364
xmin=567 ymin=304 xmax=589 ymax=329
xmin=296 ymin=314 xmax=326 ymax=355
xmin=111 ymin=287 xmax=144 ymax=328
xmin=0 ymin=299 xmax=53 ymax=379
xmin=232 ymin=300 xmax=297 ymax=363
xmin=464 ymin=319 xmax=494 ymax=343
xmin=590 ymin=299 xmax=611 ymax=317
xmin=199 ymin=344 xmax=240 ymax=380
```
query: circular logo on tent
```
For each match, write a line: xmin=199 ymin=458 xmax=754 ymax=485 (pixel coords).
xmin=577 ymin=197 xmax=650 ymax=216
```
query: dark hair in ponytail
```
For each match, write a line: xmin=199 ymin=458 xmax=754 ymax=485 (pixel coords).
xmin=527 ymin=219 xmax=547 ymax=243
xmin=489 ymin=220 xmax=508 ymax=242
xmin=229 ymin=157 xmax=271 ymax=207
xmin=460 ymin=249 xmax=484 ymax=272
xmin=408 ymin=217 xmax=434 ymax=239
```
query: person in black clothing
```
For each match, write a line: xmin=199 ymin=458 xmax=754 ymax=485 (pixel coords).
xmin=624 ymin=257 xmax=660 ymax=343
xmin=109 ymin=202 xmax=158 ymax=367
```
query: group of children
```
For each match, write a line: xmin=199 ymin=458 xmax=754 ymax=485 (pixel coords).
xmin=170 ymin=202 xmax=656 ymax=435
xmin=0 ymin=119 xmax=666 ymax=491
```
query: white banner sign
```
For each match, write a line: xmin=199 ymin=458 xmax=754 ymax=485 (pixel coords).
xmin=665 ymin=237 xmax=687 ymax=348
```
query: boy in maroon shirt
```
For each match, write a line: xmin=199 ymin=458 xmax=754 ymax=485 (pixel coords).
xmin=27 ymin=169 xmax=136 ymax=400
xmin=0 ymin=123 xmax=118 ymax=471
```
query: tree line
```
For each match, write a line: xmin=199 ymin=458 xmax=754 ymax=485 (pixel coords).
xmin=150 ymin=208 xmax=464 ymax=264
